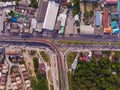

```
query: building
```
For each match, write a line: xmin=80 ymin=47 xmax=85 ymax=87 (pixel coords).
xmin=31 ymin=18 xmax=37 ymax=29
xmin=36 ymin=0 xmax=48 ymax=22
xmin=103 ymin=10 xmax=109 ymax=28
xmin=39 ymin=63 xmax=46 ymax=75
xmin=104 ymin=27 xmax=112 ymax=34
xmin=118 ymin=0 xmax=120 ymax=25
xmin=43 ymin=1 xmax=59 ymax=31
xmin=57 ymin=14 xmax=67 ymax=27
xmin=80 ymin=25 xmax=94 ymax=35
xmin=105 ymin=0 xmax=118 ymax=4
xmin=95 ymin=11 xmax=101 ymax=26
xmin=93 ymin=50 xmax=102 ymax=59
xmin=0 ymin=1 xmax=15 ymax=8
xmin=82 ymin=0 xmax=98 ymax=1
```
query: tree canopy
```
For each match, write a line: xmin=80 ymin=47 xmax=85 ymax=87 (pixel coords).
xmin=70 ymin=57 xmax=120 ymax=90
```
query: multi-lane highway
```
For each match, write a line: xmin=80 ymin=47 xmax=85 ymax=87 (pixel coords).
xmin=0 ymin=35 xmax=120 ymax=90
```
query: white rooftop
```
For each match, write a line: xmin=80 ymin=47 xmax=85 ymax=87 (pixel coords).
xmin=58 ymin=14 xmax=67 ymax=26
xmin=0 ymin=1 xmax=15 ymax=7
xmin=80 ymin=25 xmax=94 ymax=35
xmin=31 ymin=18 xmax=37 ymax=29
xmin=43 ymin=1 xmax=59 ymax=31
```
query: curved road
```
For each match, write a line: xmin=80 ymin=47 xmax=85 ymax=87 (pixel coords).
xmin=1 ymin=37 xmax=66 ymax=90
xmin=26 ymin=38 xmax=66 ymax=90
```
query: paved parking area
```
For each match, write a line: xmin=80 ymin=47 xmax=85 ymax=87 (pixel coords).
xmin=65 ymin=11 xmax=74 ymax=35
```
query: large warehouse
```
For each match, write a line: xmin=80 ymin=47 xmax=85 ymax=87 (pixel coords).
xmin=43 ymin=1 xmax=59 ymax=31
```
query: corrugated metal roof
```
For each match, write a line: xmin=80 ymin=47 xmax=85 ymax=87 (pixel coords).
xmin=80 ymin=25 xmax=94 ymax=35
xmin=96 ymin=11 xmax=100 ymax=26
xmin=36 ymin=1 xmax=48 ymax=22
xmin=43 ymin=1 xmax=59 ymax=31
xmin=103 ymin=10 xmax=109 ymax=28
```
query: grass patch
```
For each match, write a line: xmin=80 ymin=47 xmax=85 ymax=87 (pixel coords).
xmin=68 ymin=71 xmax=72 ymax=90
xmin=40 ymin=51 xmax=51 ymax=66
xmin=58 ymin=40 xmax=108 ymax=45
xmin=50 ymin=84 xmax=54 ymax=90
xmin=28 ymin=67 xmax=32 ymax=75
xmin=29 ymin=50 xmax=36 ymax=56
xmin=67 ymin=52 xmax=77 ymax=69
xmin=58 ymin=40 xmax=120 ymax=46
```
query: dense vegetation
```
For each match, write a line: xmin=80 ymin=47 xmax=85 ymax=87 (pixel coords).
xmin=29 ymin=0 xmax=38 ymax=8
xmin=30 ymin=57 xmax=48 ymax=90
xmin=69 ymin=57 xmax=120 ymax=90
xmin=72 ymin=0 xmax=80 ymax=16
xmin=40 ymin=51 xmax=50 ymax=62
xmin=29 ymin=50 xmax=36 ymax=55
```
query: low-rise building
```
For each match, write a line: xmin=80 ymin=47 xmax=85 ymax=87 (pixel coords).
xmin=80 ymin=25 xmax=94 ymax=35
xmin=43 ymin=1 xmax=59 ymax=31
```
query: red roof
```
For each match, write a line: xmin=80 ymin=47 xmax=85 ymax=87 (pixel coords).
xmin=39 ymin=63 xmax=46 ymax=75
xmin=103 ymin=10 xmax=109 ymax=28
xmin=81 ymin=56 xmax=86 ymax=61
xmin=93 ymin=54 xmax=102 ymax=58
xmin=105 ymin=0 xmax=118 ymax=4
xmin=6 ymin=52 xmax=19 ymax=55
xmin=23 ymin=75 xmax=29 ymax=80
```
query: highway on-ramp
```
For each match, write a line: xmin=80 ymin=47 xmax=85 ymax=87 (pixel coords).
xmin=0 ymin=37 xmax=66 ymax=90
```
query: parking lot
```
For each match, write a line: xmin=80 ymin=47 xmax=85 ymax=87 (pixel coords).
xmin=65 ymin=10 xmax=74 ymax=35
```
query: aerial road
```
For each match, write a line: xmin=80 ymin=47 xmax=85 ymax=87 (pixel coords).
xmin=0 ymin=36 xmax=66 ymax=90
xmin=0 ymin=35 xmax=120 ymax=90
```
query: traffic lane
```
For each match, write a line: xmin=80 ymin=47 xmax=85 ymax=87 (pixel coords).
xmin=1 ymin=35 xmax=120 ymax=43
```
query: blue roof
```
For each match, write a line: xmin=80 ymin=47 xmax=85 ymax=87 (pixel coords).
xmin=96 ymin=11 xmax=100 ymax=26
xmin=11 ymin=17 xmax=17 ymax=22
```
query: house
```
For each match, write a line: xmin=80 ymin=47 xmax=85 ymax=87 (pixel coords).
xmin=93 ymin=50 xmax=102 ymax=59
xmin=82 ymin=0 xmax=98 ymax=1
xmin=23 ymin=75 xmax=29 ymax=80
xmin=81 ymin=56 xmax=87 ymax=61
xmin=105 ymin=0 xmax=118 ymax=4
xmin=31 ymin=18 xmax=37 ymax=29
xmin=39 ymin=63 xmax=46 ymax=75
